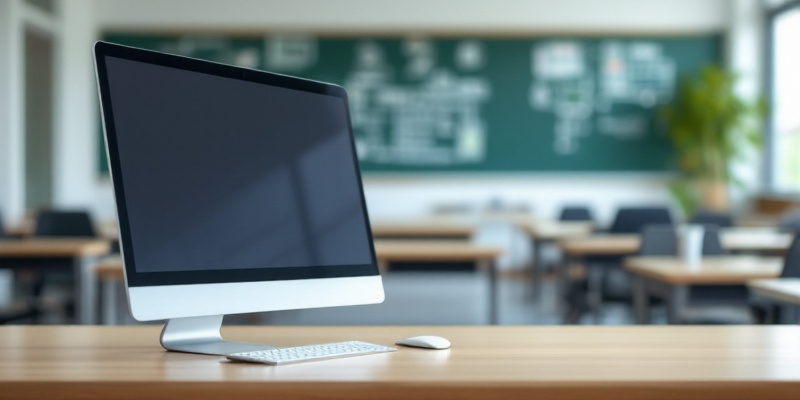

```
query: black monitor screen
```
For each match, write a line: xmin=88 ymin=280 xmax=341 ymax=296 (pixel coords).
xmin=99 ymin=48 xmax=375 ymax=285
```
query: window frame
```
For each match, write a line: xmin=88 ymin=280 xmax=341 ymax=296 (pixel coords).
xmin=765 ymin=0 xmax=800 ymax=190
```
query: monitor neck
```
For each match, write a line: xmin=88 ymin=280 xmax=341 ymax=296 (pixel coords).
xmin=160 ymin=315 xmax=275 ymax=355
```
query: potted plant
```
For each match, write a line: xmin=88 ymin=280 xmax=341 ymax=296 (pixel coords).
xmin=660 ymin=64 xmax=766 ymax=215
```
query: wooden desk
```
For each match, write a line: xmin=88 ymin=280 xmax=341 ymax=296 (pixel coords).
xmin=555 ymin=229 xmax=792 ymax=322
xmin=522 ymin=220 xmax=593 ymax=300
xmin=0 ymin=239 xmax=111 ymax=324
xmin=624 ymin=256 xmax=783 ymax=324
xmin=749 ymin=278 xmax=800 ymax=304
xmin=6 ymin=220 xmax=120 ymax=240
xmin=748 ymin=278 xmax=800 ymax=324
xmin=557 ymin=229 xmax=793 ymax=256
xmin=369 ymin=218 xmax=475 ymax=239
xmin=93 ymin=240 xmax=504 ymax=325
xmin=1 ymin=325 xmax=799 ymax=400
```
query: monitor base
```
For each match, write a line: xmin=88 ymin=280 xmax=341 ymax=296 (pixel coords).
xmin=160 ymin=315 xmax=276 ymax=355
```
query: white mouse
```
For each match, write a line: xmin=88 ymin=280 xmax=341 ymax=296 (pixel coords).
xmin=395 ymin=335 xmax=451 ymax=350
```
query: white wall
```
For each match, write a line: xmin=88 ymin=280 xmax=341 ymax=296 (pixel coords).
xmin=52 ymin=0 xmax=99 ymax=213
xmin=40 ymin=0 xmax=743 ymax=224
xmin=0 ymin=0 xmax=25 ymax=224
xmin=95 ymin=0 xmax=728 ymax=33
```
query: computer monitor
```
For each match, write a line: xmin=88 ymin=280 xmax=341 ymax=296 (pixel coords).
xmin=93 ymin=41 xmax=384 ymax=355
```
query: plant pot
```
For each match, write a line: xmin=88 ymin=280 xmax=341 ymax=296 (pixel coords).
xmin=700 ymin=180 xmax=728 ymax=211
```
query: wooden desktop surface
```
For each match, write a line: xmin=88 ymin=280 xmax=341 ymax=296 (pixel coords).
xmin=369 ymin=218 xmax=476 ymax=238
xmin=0 ymin=238 xmax=111 ymax=257
xmin=748 ymin=278 xmax=800 ymax=305
xmin=373 ymin=240 xmax=503 ymax=262
xmin=557 ymin=229 xmax=793 ymax=256
xmin=624 ymin=256 xmax=783 ymax=284
xmin=2 ymin=325 xmax=799 ymax=400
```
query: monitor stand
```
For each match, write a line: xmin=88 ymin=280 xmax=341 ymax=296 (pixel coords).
xmin=160 ymin=315 xmax=276 ymax=355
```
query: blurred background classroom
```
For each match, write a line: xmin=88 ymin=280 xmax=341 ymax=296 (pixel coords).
xmin=1 ymin=0 xmax=800 ymax=327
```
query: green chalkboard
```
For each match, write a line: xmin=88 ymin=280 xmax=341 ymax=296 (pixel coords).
xmin=99 ymin=33 xmax=721 ymax=174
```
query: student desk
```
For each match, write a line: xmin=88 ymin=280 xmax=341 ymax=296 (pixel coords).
xmin=1 ymin=325 xmax=799 ymax=400
xmin=624 ymin=256 xmax=783 ymax=324
xmin=748 ymin=278 xmax=800 ymax=323
xmin=93 ymin=240 xmax=504 ymax=325
xmin=0 ymin=239 xmax=111 ymax=324
xmin=555 ymin=229 xmax=792 ymax=320
xmin=520 ymin=220 xmax=593 ymax=299
xmin=369 ymin=219 xmax=476 ymax=239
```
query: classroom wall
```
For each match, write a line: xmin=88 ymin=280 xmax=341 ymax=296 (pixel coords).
xmin=2 ymin=0 xmax=762 ymax=225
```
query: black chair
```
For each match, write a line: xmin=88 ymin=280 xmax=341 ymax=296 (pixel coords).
xmin=690 ymin=210 xmax=734 ymax=228
xmin=781 ymin=234 xmax=800 ymax=278
xmin=608 ymin=207 xmax=673 ymax=234
xmin=34 ymin=211 xmax=96 ymax=237
xmin=27 ymin=211 xmax=98 ymax=322
xmin=559 ymin=206 xmax=593 ymax=222
xmin=752 ymin=234 xmax=800 ymax=324
xmin=0 ymin=211 xmax=6 ymax=238
xmin=639 ymin=225 xmax=677 ymax=255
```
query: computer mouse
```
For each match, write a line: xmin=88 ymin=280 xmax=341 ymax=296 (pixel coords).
xmin=395 ymin=335 xmax=451 ymax=350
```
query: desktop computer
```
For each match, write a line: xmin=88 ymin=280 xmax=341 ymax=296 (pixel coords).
xmin=93 ymin=41 xmax=386 ymax=357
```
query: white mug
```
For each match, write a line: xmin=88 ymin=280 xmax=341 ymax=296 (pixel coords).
xmin=678 ymin=224 xmax=704 ymax=268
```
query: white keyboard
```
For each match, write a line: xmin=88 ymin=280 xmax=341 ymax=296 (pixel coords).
xmin=226 ymin=341 xmax=397 ymax=365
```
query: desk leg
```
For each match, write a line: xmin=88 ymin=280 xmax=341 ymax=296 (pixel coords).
xmin=667 ymin=285 xmax=689 ymax=325
xmin=532 ymin=238 xmax=543 ymax=302
xmin=558 ymin=254 xmax=578 ymax=319
xmin=634 ymin=275 xmax=647 ymax=324
xmin=587 ymin=265 xmax=603 ymax=324
xmin=101 ymin=280 xmax=119 ymax=325
xmin=486 ymin=259 xmax=498 ymax=326
xmin=75 ymin=255 xmax=99 ymax=325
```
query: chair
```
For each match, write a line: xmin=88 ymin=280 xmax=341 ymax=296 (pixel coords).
xmin=639 ymin=225 xmax=678 ymax=256
xmin=0 ymin=211 xmax=6 ymax=238
xmin=608 ymin=207 xmax=673 ymax=234
xmin=28 ymin=210 xmax=98 ymax=322
xmin=34 ymin=211 xmax=96 ymax=237
xmin=690 ymin=210 xmax=733 ymax=228
xmin=559 ymin=206 xmax=593 ymax=222
xmin=781 ymin=234 xmax=800 ymax=278
xmin=751 ymin=234 xmax=800 ymax=324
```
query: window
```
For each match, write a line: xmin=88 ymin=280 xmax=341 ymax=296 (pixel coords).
xmin=770 ymin=2 xmax=800 ymax=191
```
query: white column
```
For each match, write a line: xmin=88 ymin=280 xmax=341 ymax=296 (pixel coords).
xmin=0 ymin=0 xmax=26 ymax=224
xmin=52 ymin=0 xmax=99 ymax=211
xmin=726 ymin=0 xmax=766 ymax=209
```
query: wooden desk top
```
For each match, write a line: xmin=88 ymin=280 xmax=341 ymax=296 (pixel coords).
xmin=523 ymin=220 xmax=594 ymax=240
xmin=557 ymin=229 xmax=793 ymax=256
xmin=369 ymin=218 xmax=476 ymax=238
xmin=1 ymin=325 xmax=799 ymax=400
xmin=371 ymin=240 xmax=503 ymax=262
xmin=0 ymin=238 xmax=111 ymax=257
xmin=748 ymin=278 xmax=800 ymax=305
xmin=6 ymin=221 xmax=119 ymax=240
xmin=624 ymin=256 xmax=783 ymax=285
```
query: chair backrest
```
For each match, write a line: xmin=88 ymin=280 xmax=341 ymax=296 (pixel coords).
xmin=559 ymin=206 xmax=593 ymax=222
xmin=781 ymin=234 xmax=800 ymax=278
xmin=700 ymin=226 xmax=725 ymax=256
xmin=639 ymin=225 xmax=725 ymax=256
xmin=34 ymin=211 xmax=96 ymax=237
xmin=609 ymin=207 xmax=673 ymax=234
xmin=690 ymin=210 xmax=733 ymax=228
xmin=639 ymin=225 xmax=677 ymax=256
